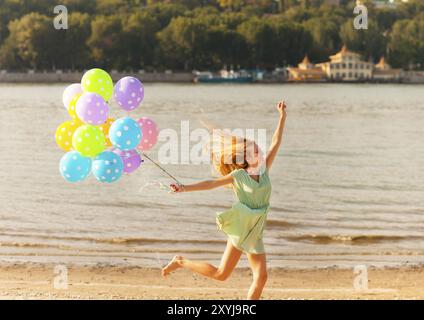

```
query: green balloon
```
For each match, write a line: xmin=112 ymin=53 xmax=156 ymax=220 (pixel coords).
xmin=81 ymin=68 xmax=113 ymax=101
xmin=72 ymin=125 xmax=105 ymax=157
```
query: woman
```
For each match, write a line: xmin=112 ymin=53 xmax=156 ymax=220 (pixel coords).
xmin=162 ymin=100 xmax=287 ymax=300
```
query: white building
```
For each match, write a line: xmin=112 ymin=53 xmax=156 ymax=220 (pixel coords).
xmin=317 ymin=45 xmax=373 ymax=82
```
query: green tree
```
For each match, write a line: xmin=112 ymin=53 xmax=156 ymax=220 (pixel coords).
xmin=304 ymin=17 xmax=340 ymax=62
xmin=271 ymin=20 xmax=312 ymax=66
xmin=219 ymin=0 xmax=246 ymax=11
xmin=388 ymin=13 xmax=424 ymax=69
xmin=339 ymin=20 xmax=387 ymax=62
xmin=157 ymin=16 xmax=211 ymax=69
xmin=0 ymin=12 xmax=64 ymax=69
xmin=87 ymin=15 xmax=128 ymax=69
xmin=123 ymin=12 xmax=161 ymax=69
xmin=237 ymin=18 xmax=276 ymax=67
xmin=143 ymin=3 xmax=188 ymax=28
xmin=62 ymin=12 xmax=92 ymax=70
xmin=206 ymin=26 xmax=248 ymax=67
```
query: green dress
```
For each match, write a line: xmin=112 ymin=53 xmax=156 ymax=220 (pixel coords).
xmin=216 ymin=168 xmax=271 ymax=255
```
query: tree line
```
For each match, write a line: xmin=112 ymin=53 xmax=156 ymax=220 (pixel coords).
xmin=0 ymin=0 xmax=423 ymax=71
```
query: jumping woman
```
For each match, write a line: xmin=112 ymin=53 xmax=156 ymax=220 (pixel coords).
xmin=162 ymin=100 xmax=287 ymax=300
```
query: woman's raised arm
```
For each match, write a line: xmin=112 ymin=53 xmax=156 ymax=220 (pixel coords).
xmin=266 ymin=101 xmax=287 ymax=171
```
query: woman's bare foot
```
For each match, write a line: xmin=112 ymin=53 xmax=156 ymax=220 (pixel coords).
xmin=162 ymin=255 xmax=183 ymax=277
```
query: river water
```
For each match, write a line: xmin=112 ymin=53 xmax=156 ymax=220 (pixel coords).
xmin=0 ymin=83 xmax=423 ymax=269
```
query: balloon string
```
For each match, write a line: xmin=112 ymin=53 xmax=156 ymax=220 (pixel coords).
xmin=141 ymin=152 xmax=181 ymax=185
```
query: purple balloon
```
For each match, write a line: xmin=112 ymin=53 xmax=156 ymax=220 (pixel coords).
xmin=63 ymin=83 xmax=83 ymax=109
xmin=112 ymin=149 xmax=143 ymax=174
xmin=114 ymin=77 xmax=144 ymax=111
xmin=76 ymin=92 xmax=109 ymax=125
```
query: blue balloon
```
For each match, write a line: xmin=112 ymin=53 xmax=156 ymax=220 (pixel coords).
xmin=109 ymin=117 xmax=142 ymax=151
xmin=92 ymin=151 xmax=124 ymax=183
xmin=60 ymin=151 xmax=92 ymax=183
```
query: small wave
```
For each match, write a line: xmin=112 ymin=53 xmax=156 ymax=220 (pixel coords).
xmin=92 ymin=237 xmax=225 ymax=246
xmin=267 ymin=219 xmax=299 ymax=229
xmin=282 ymin=234 xmax=424 ymax=245
xmin=0 ymin=233 xmax=226 ymax=247
xmin=0 ymin=241 xmax=224 ymax=255
xmin=77 ymin=201 xmax=172 ymax=209
xmin=270 ymin=206 xmax=302 ymax=213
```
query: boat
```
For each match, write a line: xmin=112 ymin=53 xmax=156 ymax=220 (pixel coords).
xmin=194 ymin=69 xmax=253 ymax=83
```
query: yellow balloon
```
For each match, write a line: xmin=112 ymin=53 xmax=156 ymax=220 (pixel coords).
xmin=99 ymin=118 xmax=115 ymax=147
xmin=72 ymin=125 xmax=105 ymax=157
xmin=55 ymin=120 xmax=82 ymax=151
xmin=68 ymin=94 xmax=81 ymax=120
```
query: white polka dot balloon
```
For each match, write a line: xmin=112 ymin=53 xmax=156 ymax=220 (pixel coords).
xmin=112 ymin=148 xmax=143 ymax=174
xmin=114 ymin=76 xmax=144 ymax=111
xmin=81 ymin=68 xmax=113 ymax=101
xmin=109 ymin=117 xmax=142 ymax=151
xmin=136 ymin=117 xmax=159 ymax=152
xmin=76 ymin=92 xmax=109 ymax=125
xmin=62 ymin=83 xmax=83 ymax=110
xmin=92 ymin=151 xmax=124 ymax=183
xmin=60 ymin=151 xmax=92 ymax=183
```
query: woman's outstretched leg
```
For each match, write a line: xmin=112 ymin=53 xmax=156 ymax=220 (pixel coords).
xmin=162 ymin=239 xmax=242 ymax=281
xmin=246 ymin=253 xmax=268 ymax=300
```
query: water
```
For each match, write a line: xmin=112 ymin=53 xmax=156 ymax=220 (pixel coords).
xmin=0 ymin=83 xmax=423 ymax=269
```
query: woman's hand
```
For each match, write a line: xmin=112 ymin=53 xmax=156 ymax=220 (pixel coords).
xmin=170 ymin=183 xmax=185 ymax=193
xmin=277 ymin=100 xmax=287 ymax=118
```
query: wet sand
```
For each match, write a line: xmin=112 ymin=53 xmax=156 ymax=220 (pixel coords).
xmin=0 ymin=263 xmax=423 ymax=300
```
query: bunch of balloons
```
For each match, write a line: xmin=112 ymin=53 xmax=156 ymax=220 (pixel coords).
xmin=56 ymin=68 xmax=159 ymax=183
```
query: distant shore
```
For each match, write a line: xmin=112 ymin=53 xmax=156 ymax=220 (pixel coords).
xmin=0 ymin=71 xmax=194 ymax=83
xmin=1 ymin=71 xmax=424 ymax=84
xmin=1 ymin=263 xmax=423 ymax=299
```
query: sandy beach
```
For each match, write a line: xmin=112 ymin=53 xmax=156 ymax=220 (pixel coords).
xmin=0 ymin=264 xmax=423 ymax=300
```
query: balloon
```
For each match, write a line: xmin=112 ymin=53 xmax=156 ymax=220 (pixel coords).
xmin=92 ymin=151 xmax=124 ymax=183
xmin=63 ymin=83 xmax=83 ymax=110
xmin=136 ymin=117 xmax=159 ymax=151
xmin=55 ymin=120 xmax=82 ymax=151
xmin=68 ymin=94 xmax=81 ymax=120
xmin=60 ymin=151 xmax=92 ymax=183
xmin=81 ymin=68 xmax=113 ymax=101
xmin=99 ymin=118 xmax=115 ymax=147
xmin=112 ymin=149 xmax=143 ymax=174
xmin=114 ymin=76 xmax=144 ymax=111
xmin=76 ymin=92 xmax=109 ymax=125
xmin=72 ymin=125 xmax=105 ymax=157
xmin=109 ymin=117 xmax=142 ymax=151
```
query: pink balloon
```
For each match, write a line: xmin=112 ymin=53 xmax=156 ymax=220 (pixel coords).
xmin=136 ymin=117 xmax=159 ymax=151
xmin=63 ymin=83 xmax=83 ymax=109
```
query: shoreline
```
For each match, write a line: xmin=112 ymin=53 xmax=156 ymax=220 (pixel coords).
xmin=0 ymin=262 xmax=423 ymax=299
xmin=0 ymin=72 xmax=423 ymax=84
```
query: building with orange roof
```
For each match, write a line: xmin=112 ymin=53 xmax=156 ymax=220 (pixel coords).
xmin=373 ymin=57 xmax=403 ymax=82
xmin=287 ymin=55 xmax=326 ymax=82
